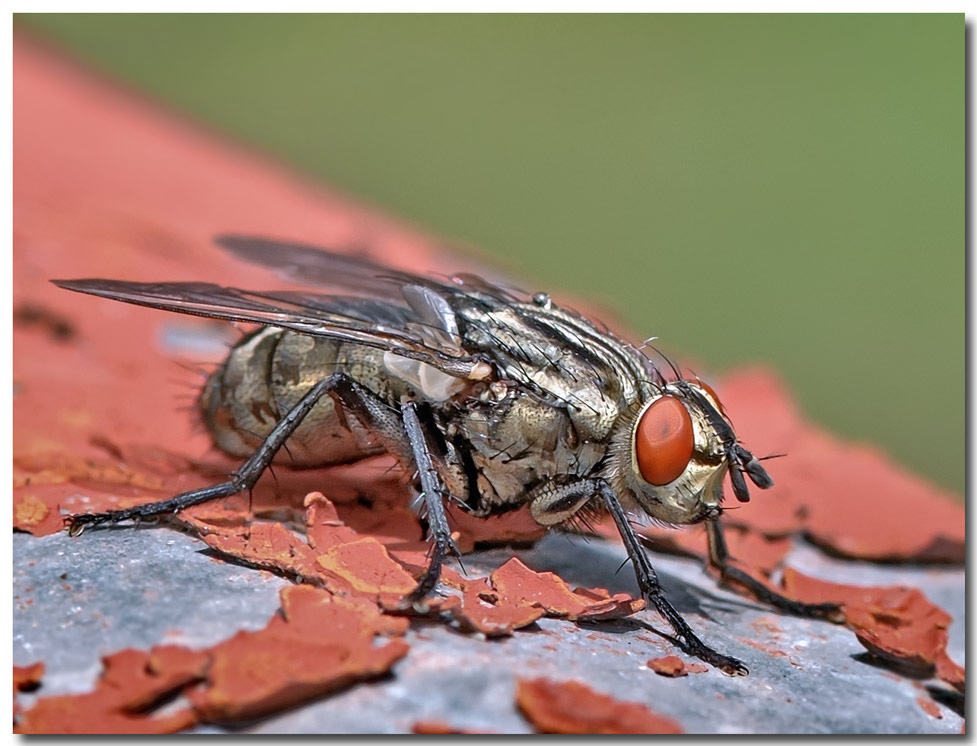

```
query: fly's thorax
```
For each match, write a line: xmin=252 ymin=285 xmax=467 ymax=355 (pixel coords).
xmin=605 ymin=381 xmax=729 ymax=525
xmin=455 ymin=387 xmax=606 ymax=512
xmin=457 ymin=301 xmax=638 ymax=443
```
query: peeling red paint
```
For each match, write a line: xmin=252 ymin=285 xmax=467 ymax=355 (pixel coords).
xmin=190 ymin=586 xmax=409 ymax=722
xmin=453 ymin=583 xmax=546 ymax=637
xmin=12 ymin=34 xmax=965 ymax=733
xmin=13 ymin=662 xmax=45 ymax=720
xmin=411 ymin=719 xmax=495 ymax=734
xmin=718 ymin=370 xmax=964 ymax=564
xmin=15 ymin=647 xmax=204 ymax=734
xmin=916 ymin=696 xmax=943 ymax=720
xmin=781 ymin=569 xmax=964 ymax=687
xmin=647 ymin=655 xmax=707 ymax=677
xmin=490 ymin=558 xmax=645 ymax=621
xmin=16 ymin=587 xmax=408 ymax=732
xmin=515 ymin=677 xmax=683 ymax=734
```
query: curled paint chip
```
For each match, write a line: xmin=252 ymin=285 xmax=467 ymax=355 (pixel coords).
xmin=781 ymin=568 xmax=964 ymax=687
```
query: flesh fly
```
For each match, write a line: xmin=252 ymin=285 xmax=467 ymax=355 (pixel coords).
xmin=56 ymin=235 xmax=840 ymax=675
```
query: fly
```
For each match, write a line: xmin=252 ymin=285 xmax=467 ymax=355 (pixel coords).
xmin=54 ymin=235 xmax=841 ymax=675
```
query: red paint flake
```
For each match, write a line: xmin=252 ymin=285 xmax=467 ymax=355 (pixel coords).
xmin=315 ymin=537 xmax=418 ymax=601
xmin=304 ymin=492 xmax=365 ymax=550
xmin=15 ymin=647 xmax=205 ymax=734
xmin=515 ymin=677 xmax=683 ymax=734
xmin=648 ymin=656 xmax=688 ymax=677
xmin=647 ymin=654 xmax=707 ymax=676
xmin=719 ymin=370 xmax=964 ymax=563
xmin=13 ymin=662 xmax=44 ymax=692
xmin=490 ymin=558 xmax=644 ymax=621
xmin=781 ymin=568 xmax=964 ymax=685
xmin=935 ymin=651 xmax=965 ymax=693
xmin=189 ymin=520 xmax=325 ymax=583
xmin=916 ymin=696 xmax=942 ymax=719
xmin=13 ymin=662 xmax=45 ymax=720
xmin=17 ymin=587 xmax=408 ymax=732
xmin=411 ymin=719 xmax=495 ymax=734
xmin=453 ymin=583 xmax=545 ymax=637
xmin=190 ymin=586 xmax=408 ymax=722
xmin=446 ymin=504 xmax=546 ymax=553
xmin=13 ymin=494 xmax=63 ymax=536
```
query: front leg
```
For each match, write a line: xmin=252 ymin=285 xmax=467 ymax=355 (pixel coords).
xmin=529 ymin=478 xmax=748 ymax=675
xmin=597 ymin=483 xmax=750 ymax=676
xmin=705 ymin=519 xmax=843 ymax=622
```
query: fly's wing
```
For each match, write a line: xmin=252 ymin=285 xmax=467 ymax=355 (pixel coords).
xmin=51 ymin=278 xmax=486 ymax=379
xmin=214 ymin=234 xmax=521 ymax=304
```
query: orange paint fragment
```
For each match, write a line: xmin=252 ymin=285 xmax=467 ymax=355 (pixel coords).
xmin=490 ymin=558 xmax=644 ymax=621
xmin=15 ymin=647 xmax=205 ymax=734
xmin=446 ymin=504 xmax=546 ymax=553
xmin=13 ymin=662 xmax=45 ymax=720
xmin=453 ymin=584 xmax=546 ymax=636
xmin=647 ymin=655 xmax=707 ymax=677
xmin=190 ymin=520 xmax=325 ymax=583
xmin=411 ymin=719 xmax=495 ymax=734
xmin=781 ymin=568 xmax=964 ymax=686
xmin=315 ymin=537 xmax=418 ymax=600
xmin=916 ymin=696 xmax=942 ymax=720
xmin=14 ymin=494 xmax=64 ymax=536
xmin=719 ymin=370 xmax=964 ymax=563
xmin=13 ymin=662 xmax=44 ymax=692
xmin=516 ymin=677 xmax=683 ymax=734
xmin=304 ymin=492 xmax=373 ymax=551
xmin=189 ymin=586 xmax=408 ymax=722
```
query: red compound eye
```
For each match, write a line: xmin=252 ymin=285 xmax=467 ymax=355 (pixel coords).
xmin=635 ymin=396 xmax=694 ymax=486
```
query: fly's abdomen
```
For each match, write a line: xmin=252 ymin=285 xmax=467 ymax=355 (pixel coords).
xmin=198 ymin=328 xmax=388 ymax=467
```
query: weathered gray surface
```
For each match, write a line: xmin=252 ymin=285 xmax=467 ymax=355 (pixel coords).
xmin=13 ymin=528 xmax=964 ymax=734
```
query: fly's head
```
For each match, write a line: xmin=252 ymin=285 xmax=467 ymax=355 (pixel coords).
xmin=608 ymin=378 xmax=773 ymax=525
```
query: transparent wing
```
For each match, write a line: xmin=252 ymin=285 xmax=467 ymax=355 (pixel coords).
xmin=51 ymin=278 xmax=484 ymax=378
xmin=214 ymin=234 xmax=520 ymax=303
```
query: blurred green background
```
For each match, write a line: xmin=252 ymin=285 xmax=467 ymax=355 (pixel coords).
xmin=15 ymin=14 xmax=963 ymax=494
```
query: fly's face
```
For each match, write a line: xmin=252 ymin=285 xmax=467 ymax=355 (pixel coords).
xmin=611 ymin=379 xmax=773 ymax=526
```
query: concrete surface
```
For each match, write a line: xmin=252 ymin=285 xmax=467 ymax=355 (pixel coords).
xmin=13 ymin=527 xmax=965 ymax=734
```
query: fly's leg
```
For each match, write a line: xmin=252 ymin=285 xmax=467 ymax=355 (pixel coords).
xmin=705 ymin=519 xmax=843 ymax=622
xmin=67 ymin=374 xmax=348 ymax=535
xmin=399 ymin=400 xmax=460 ymax=608
xmin=67 ymin=373 xmax=401 ymax=535
xmin=599 ymin=482 xmax=750 ymax=676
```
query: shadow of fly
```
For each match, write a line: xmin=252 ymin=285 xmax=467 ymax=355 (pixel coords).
xmin=55 ymin=235 xmax=840 ymax=675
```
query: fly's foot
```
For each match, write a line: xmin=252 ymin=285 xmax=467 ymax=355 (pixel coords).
xmin=675 ymin=627 xmax=749 ymax=676
xmin=697 ymin=647 xmax=750 ymax=677
xmin=65 ymin=508 xmax=161 ymax=537
xmin=65 ymin=511 xmax=114 ymax=537
xmin=397 ymin=533 xmax=462 ymax=611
